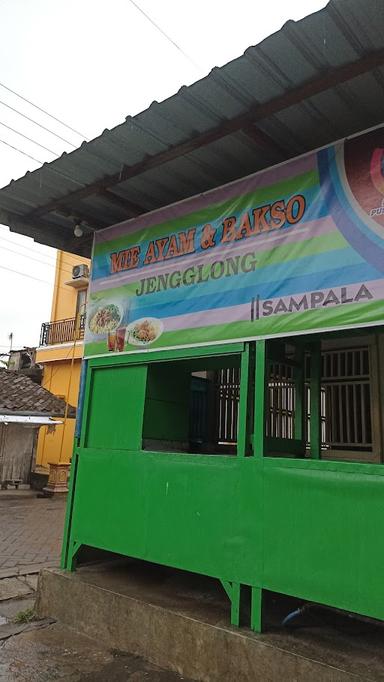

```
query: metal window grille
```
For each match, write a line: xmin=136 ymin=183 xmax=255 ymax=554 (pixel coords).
xmin=215 ymin=368 xmax=240 ymax=444
xmin=305 ymin=347 xmax=373 ymax=451
xmin=266 ymin=363 xmax=295 ymax=439
xmin=212 ymin=346 xmax=373 ymax=454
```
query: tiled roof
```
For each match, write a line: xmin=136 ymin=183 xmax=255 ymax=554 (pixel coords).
xmin=0 ymin=370 xmax=76 ymax=416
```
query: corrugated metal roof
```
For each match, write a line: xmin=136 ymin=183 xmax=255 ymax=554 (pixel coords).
xmin=0 ymin=0 xmax=383 ymax=255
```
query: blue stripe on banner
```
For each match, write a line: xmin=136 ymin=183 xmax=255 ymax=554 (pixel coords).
xmin=318 ymin=148 xmax=384 ymax=274
xmin=126 ymin=260 xmax=381 ymax=321
xmin=128 ymin=247 xmax=364 ymax=310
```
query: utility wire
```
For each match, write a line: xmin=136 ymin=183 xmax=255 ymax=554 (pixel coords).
xmin=0 ymin=232 xmax=59 ymax=264
xmin=0 ymin=135 xmax=86 ymax=189
xmin=0 ymin=242 xmax=74 ymax=276
xmin=0 ymin=227 xmax=59 ymax=257
xmin=0 ymin=231 xmax=84 ymax=271
xmin=0 ymin=262 xmax=54 ymax=284
xmin=0 ymin=262 xmax=86 ymax=296
xmin=0 ymin=81 xmax=89 ymax=140
xmin=0 ymin=120 xmax=57 ymax=156
xmin=0 ymin=137 xmax=43 ymax=164
xmin=0 ymin=98 xmax=77 ymax=148
xmin=128 ymin=0 xmax=202 ymax=71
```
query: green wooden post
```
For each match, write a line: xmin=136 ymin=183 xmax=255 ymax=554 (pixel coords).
xmin=251 ymin=586 xmax=262 ymax=632
xmin=253 ymin=339 xmax=266 ymax=458
xmin=294 ymin=343 xmax=305 ymax=450
xmin=230 ymin=582 xmax=241 ymax=627
xmin=221 ymin=580 xmax=241 ymax=627
xmin=237 ymin=345 xmax=250 ymax=457
xmin=310 ymin=341 xmax=321 ymax=459
xmin=238 ymin=343 xmax=255 ymax=457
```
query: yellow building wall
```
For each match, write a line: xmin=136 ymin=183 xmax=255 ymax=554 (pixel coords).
xmin=35 ymin=358 xmax=82 ymax=470
xmin=35 ymin=250 xmax=90 ymax=471
xmin=50 ymin=250 xmax=89 ymax=322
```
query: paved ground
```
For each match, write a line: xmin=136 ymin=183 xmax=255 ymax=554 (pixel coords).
xmin=0 ymin=490 xmax=66 ymax=577
xmin=0 ymin=491 xmax=191 ymax=680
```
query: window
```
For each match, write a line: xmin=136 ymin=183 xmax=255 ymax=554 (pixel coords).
xmin=305 ymin=344 xmax=380 ymax=462
xmin=264 ymin=338 xmax=380 ymax=462
xmin=76 ymin=289 xmax=87 ymax=319
xmin=267 ymin=362 xmax=295 ymax=440
xmin=142 ymin=355 xmax=242 ymax=455
xmin=263 ymin=341 xmax=304 ymax=458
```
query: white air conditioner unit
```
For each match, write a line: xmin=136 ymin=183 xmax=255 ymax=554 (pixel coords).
xmin=72 ymin=264 xmax=89 ymax=280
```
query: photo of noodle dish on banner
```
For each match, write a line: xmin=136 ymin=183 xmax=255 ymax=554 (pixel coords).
xmin=84 ymin=126 xmax=384 ymax=358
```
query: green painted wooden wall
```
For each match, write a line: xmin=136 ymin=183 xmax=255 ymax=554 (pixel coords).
xmin=62 ymin=338 xmax=384 ymax=629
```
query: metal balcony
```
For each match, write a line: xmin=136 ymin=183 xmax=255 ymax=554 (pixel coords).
xmin=39 ymin=315 xmax=85 ymax=346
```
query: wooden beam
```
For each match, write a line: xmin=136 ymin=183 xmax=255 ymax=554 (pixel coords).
xmin=98 ymin=189 xmax=145 ymax=216
xmin=64 ymin=233 xmax=94 ymax=257
xmin=0 ymin=208 xmax=91 ymax=256
xmin=241 ymin=124 xmax=288 ymax=158
xmin=25 ymin=47 xmax=384 ymax=219
xmin=55 ymin=207 xmax=105 ymax=230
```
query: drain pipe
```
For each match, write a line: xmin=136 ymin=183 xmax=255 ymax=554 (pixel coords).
xmin=282 ymin=605 xmax=309 ymax=627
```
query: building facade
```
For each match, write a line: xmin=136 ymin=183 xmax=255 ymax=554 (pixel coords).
xmin=35 ymin=250 xmax=90 ymax=472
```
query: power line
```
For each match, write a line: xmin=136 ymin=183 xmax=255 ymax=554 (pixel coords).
xmin=0 ymin=232 xmax=89 ymax=273
xmin=0 ymin=262 xmax=85 ymax=296
xmin=0 ymin=242 xmax=74 ymax=276
xmin=0 ymin=137 xmax=43 ymax=164
xmin=0 ymin=120 xmax=57 ymax=156
xmin=0 ymin=232 xmax=77 ymax=272
xmin=0 ymin=135 xmax=85 ymax=189
xmin=0 ymin=230 xmax=58 ymax=261
xmin=0 ymin=98 xmax=77 ymax=148
xmin=0 ymin=249 xmax=90 ymax=293
xmin=128 ymin=0 xmax=202 ymax=71
xmin=0 ymin=81 xmax=89 ymax=140
xmin=0 ymin=262 xmax=54 ymax=284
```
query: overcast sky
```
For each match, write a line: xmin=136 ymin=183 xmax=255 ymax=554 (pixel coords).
xmin=0 ymin=0 xmax=327 ymax=354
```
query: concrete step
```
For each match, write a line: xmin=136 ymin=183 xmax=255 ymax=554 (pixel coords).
xmin=36 ymin=560 xmax=384 ymax=681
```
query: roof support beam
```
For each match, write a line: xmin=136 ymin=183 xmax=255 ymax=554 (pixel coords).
xmin=98 ymin=189 xmax=145 ymax=216
xmin=26 ymin=46 xmax=384 ymax=220
xmin=54 ymin=207 xmax=105 ymax=230
xmin=241 ymin=124 xmax=288 ymax=157
xmin=0 ymin=209 xmax=89 ymax=256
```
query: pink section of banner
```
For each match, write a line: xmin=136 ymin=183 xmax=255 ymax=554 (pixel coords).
xmin=159 ymin=279 xmax=384 ymax=332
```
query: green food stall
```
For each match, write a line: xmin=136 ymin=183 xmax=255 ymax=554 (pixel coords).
xmin=62 ymin=124 xmax=384 ymax=631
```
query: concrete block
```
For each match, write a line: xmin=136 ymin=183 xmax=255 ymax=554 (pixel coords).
xmin=36 ymin=566 xmax=376 ymax=682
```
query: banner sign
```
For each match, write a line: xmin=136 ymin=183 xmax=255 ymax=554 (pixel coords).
xmin=84 ymin=126 xmax=384 ymax=357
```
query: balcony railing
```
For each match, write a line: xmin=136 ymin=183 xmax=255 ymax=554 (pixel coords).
xmin=39 ymin=315 xmax=85 ymax=346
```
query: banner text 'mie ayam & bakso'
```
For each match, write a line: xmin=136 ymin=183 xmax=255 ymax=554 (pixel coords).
xmin=109 ymin=194 xmax=306 ymax=296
